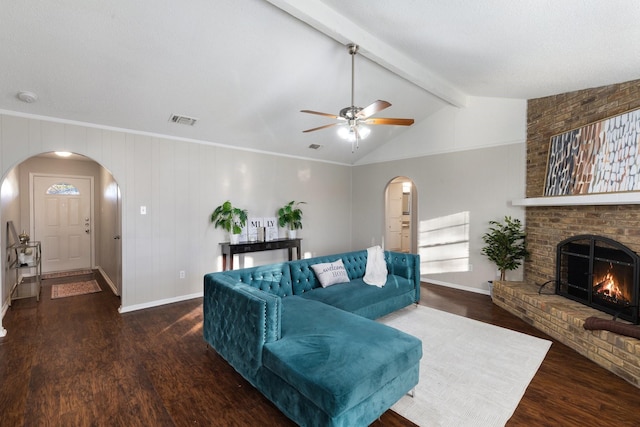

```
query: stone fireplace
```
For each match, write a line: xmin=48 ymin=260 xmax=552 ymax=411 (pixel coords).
xmin=492 ymin=79 xmax=640 ymax=388
xmin=525 ymin=79 xmax=640 ymax=290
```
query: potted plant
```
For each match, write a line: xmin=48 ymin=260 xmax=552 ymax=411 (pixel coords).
xmin=210 ymin=200 xmax=248 ymax=244
xmin=277 ymin=201 xmax=306 ymax=239
xmin=481 ymin=216 xmax=529 ymax=281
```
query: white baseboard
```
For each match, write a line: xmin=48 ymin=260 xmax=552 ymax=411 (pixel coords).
xmin=421 ymin=277 xmax=491 ymax=296
xmin=91 ymin=266 xmax=202 ymax=314
xmin=0 ymin=299 xmax=8 ymax=337
xmin=96 ymin=266 xmax=119 ymax=296
xmin=119 ymin=292 xmax=203 ymax=314
xmin=1 ymin=278 xmax=21 ymax=337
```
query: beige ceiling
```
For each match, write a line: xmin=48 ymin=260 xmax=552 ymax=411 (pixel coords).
xmin=2 ymin=0 xmax=639 ymax=164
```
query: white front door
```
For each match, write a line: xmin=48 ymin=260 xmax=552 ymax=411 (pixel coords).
xmin=33 ymin=175 xmax=93 ymax=273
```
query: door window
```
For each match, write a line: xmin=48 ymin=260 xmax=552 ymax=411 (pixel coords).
xmin=45 ymin=183 xmax=80 ymax=195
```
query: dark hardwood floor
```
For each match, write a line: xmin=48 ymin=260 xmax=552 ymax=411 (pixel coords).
xmin=1 ymin=278 xmax=639 ymax=426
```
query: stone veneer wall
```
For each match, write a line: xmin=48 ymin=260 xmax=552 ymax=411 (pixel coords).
xmin=525 ymin=80 xmax=640 ymax=286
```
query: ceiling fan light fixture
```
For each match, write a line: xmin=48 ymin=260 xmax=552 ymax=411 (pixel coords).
xmin=359 ymin=126 xmax=371 ymax=139
xmin=337 ymin=125 xmax=370 ymax=142
xmin=301 ymin=42 xmax=413 ymax=149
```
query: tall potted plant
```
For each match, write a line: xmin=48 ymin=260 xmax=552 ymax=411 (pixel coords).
xmin=210 ymin=200 xmax=248 ymax=244
xmin=277 ymin=201 xmax=306 ymax=239
xmin=481 ymin=216 xmax=529 ymax=281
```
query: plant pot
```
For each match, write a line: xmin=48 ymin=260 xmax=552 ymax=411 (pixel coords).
xmin=230 ymin=233 xmax=241 ymax=244
xmin=287 ymin=229 xmax=297 ymax=239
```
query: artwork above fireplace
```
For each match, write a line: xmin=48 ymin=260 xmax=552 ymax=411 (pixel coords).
xmin=544 ymin=107 xmax=640 ymax=196
xmin=556 ymin=235 xmax=640 ymax=324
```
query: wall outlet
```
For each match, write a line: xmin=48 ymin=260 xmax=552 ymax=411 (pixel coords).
xmin=140 ymin=206 xmax=147 ymax=215
xmin=179 ymin=270 xmax=185 ymax=279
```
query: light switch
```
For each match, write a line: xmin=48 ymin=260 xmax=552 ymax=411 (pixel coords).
xmin=140 ymin=206 xmax=147 ymax=215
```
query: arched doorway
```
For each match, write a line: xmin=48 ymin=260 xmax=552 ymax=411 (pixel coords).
xmin=1 ymin=152 xmax=122 ymax=313
xmin=384 ymin=177 xmax=417 ymax=253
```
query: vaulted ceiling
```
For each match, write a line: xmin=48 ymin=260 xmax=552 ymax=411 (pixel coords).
xmin=2 ymin=1 xmax=640 ymax=164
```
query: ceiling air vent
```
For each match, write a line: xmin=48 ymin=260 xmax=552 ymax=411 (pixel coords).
xmin=169 ymin=114 xmax=198 ymax=126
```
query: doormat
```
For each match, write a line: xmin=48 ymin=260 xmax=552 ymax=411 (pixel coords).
xmin=51 ymin=280 xmax=101 ymax=299
xmin=42 ymin=269 xmax=93 ymax=280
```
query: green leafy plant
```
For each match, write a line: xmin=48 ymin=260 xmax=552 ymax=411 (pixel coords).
xmin=210 ymin=200 xmax=248 ymax=235
xmin=481 ymin=216 xmax=529 ymax=281
xmin=277 ymin=201 xmax=306 ymax=230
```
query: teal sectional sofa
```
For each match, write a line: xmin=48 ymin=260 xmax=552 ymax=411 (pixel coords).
xmin=203 ymin=250 xmax=422 ymax=426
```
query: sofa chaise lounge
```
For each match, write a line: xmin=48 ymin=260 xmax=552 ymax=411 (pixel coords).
xmin=203 ymin=249 xmax=422 ymax=426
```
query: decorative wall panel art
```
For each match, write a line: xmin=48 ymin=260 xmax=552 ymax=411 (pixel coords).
xmin=544 ymin=108 xmax=640 ymax=196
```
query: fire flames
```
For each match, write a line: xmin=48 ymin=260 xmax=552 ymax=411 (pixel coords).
xmin=595 ymin=273 xmax=624 ymax=299
xmin=593 ymin=263 xmax=631 ymax=305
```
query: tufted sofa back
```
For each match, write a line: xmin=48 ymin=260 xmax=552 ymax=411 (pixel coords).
xmin=289 ymin=250 xmax=369 ymax=295
xmin=218 ymin=250 xmax=419 ymax=299
xmin=221 ymin=263 xmax=293 ymax=297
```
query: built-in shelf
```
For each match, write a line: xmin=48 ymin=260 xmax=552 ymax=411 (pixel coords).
xmin=511 ymin=192 xmax=640 ymax=207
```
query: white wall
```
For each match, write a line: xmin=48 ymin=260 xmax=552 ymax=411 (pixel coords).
xmin=0 ymin=167 xmax=20 ymax=334
xmin=98 ymin=167 xmax=120 ymax=294
xmin=351 ymin=97 xmax=528 ymax=294
xmin=0 ymin=114 xmax=353 ymax=312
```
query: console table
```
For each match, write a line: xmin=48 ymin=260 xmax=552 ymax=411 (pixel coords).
xmin=220 ymin=238 xmax=302 ymax=271
xmin=9 ymin=241 xmax=42 ymax=304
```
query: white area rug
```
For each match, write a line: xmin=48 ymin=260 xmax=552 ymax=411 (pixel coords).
xmin=378 ymin=305 xmax=551 ymax=427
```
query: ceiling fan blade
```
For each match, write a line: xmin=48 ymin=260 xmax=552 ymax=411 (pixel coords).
xmin=363 ymin=117 xmax=415 ymax=126
xmin=302 ymin=123 xmax=338 ymax=133
xmin=300 ymin=110 xmax=340 ymax=119
xmin=356 ymin=100 xmax=391 ymax=119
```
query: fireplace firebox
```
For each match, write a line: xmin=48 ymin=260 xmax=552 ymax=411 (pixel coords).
xmin=556 ymin=235 xmax=639 ymax=324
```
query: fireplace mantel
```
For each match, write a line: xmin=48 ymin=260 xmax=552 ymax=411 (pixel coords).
xmin=511 ymin=192 xmax=640 ymax=207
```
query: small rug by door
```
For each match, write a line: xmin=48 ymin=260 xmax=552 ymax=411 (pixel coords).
xmin=378 ymin=305 xmax=551 ymax=427
xmin=51 ymin=280 xmax=101 ymax=299
xmin=42 ymin=269 xmax=93 ymax=280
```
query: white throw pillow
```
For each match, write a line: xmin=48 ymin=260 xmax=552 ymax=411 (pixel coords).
xmin=311 ymin=259 xmax=351 ymax=288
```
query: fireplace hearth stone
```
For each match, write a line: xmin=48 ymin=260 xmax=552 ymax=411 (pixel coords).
xmin=492 ymin=280 xmax=640 ymax=388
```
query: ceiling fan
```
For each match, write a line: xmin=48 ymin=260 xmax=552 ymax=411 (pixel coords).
xmin=301 ymin=43 xmax=414 ymax=152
